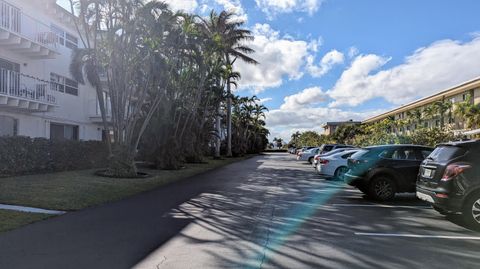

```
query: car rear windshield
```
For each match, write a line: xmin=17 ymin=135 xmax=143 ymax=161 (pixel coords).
xmin=350 ymin=149 xmax=369 ymax=159
xmin=427 ymin=146 xmax=466 ymax=162
xmin=323 ymin=145 xmax=334 ymax=152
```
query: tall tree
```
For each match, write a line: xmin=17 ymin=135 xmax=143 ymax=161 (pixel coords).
xmin=199 ymin=11 xmax=258 ymax=157
xmin=69 ymin=1 xmax=178 ymax=176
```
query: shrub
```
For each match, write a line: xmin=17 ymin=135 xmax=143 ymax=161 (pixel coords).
xmin=0 ymin=136 xmax=108 ymax=176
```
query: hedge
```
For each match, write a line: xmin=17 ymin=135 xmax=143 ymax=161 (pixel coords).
xmin=0 ymin=136 xmax=108 ymax=176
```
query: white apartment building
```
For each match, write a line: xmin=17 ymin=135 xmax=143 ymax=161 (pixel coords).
xmin=0 ymin=0 xmax=104 ymax=141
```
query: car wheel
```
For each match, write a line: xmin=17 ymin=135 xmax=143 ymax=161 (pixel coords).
xmin=334 ymin=166 xmax=349 ymax=181
xmin=462 ymin=193 xmax=480 ymax=230
xmin=368 ymin=176 xmax=396 ymax=201
xmin=308 ymin=157 xmax=314 ymax=164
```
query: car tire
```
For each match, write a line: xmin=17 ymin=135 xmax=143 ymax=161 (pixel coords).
xmin=368 ymin=175 xmax=396 ymax=201
xmin=308 ymin=157 xmax=314 ymax=164
xmin=462 ymin=193 xmax=480 ymax=231
xmin=334 ymin=166 xmax=349 ymax=181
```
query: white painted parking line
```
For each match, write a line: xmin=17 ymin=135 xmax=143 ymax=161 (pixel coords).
xmin=332 ymin=204 xmax=431 ymax=209
xmin=355 ymin=232 xmax=480 ymax=240
xmin=0 ymin=204 xmax=66 ymax=215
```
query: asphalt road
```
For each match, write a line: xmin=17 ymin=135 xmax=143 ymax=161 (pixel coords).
xmin=1 ymin=153 xmax=480 ymax=269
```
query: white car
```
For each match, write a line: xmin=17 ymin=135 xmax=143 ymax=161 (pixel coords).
xmin=297 ymin=147 xmax=320 ymax=163
xmin=316 ymin=149 xmax=359 ymax=179
xmin=312 ymin=148 xmax=355 ymax=168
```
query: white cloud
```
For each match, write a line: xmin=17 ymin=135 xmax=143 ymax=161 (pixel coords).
xmin=348 ymin=46 xmax=359 ymax=58
xmin=328 ymin=37 xmax=480 ymax=107
xmin=280 ymin=86 xmax=327 ymax=109
xmin=255 ymin=0 xmax=324 ymax=17
xmin=307 ymin=37 xmax=323 ymax=53
xmin=234 ymin=24 xmax=311 ymax=93
xmin=306 ymin=49 xmax=345 ymax=77
xmin=213 ymin=0 xmax=247 ymax=22
xmin=162 ymin=0 xmax=198 ymax=13
xmin=259 ymin=97 xmax=273 ymax=104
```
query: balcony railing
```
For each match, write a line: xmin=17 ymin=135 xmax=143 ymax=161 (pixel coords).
xmin=0 ymin=68 xmax=56 ymax=105
xmin=0 ymin=0 xmax=57 ymax=50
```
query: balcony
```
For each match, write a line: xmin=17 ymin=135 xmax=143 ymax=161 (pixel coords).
xmin=0 ymin=0 xmax=59 ymax=59
xmin=0 ymin=68 xmax=57 ymax=112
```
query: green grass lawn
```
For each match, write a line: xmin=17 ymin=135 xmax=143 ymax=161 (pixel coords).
xmin=0 ymin=210 xmax=51 ymax=233
xmin=0 ymin=156 xmax=252 ymax=212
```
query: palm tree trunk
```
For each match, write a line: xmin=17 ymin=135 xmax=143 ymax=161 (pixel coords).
xmin=226 ymin=78 xmax=233 ymax=157
xmin=215 ymin=106 xmax=221 ymax=159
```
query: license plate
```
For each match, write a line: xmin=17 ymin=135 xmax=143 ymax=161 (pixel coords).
xmin=422 ymin=168 xmax=433 ymax=178
xmin=416 ymin=191 xmax=434 ymax=203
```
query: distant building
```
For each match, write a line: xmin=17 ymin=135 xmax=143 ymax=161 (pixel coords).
xmin=363 ymin=77 xmax=480 ymax=135
xmin=323 ymin=120 xmax=361 ymax=135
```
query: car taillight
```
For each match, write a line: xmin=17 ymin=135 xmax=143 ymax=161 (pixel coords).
xmin=441 ymin=164 xmax=471 ymax=182
xmin=319 ymin=159 xmax=329 ymax=164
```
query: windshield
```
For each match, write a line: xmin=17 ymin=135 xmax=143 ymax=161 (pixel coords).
xmin=350 ymin=149 xmax=370 ymax=159
xmin=428 ymin=146 xmax=466 ymax=162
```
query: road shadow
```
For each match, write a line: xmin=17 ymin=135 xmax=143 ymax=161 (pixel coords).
xmin=1 ymin=153 xmax=479 ymax=269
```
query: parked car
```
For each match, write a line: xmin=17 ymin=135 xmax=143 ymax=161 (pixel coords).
xmin=319 ymin=144 xmax=356 ymax=155
xmin=296 ymin=146 xmax=316 ymax=155
xmin=416 ymin=140 xmax=480 ymax=229
xmin=312 ymin=148 xmax=356 ymax=168
xmin=344 ymin=144 xmax=433 ymax=201
xmin=316 ymin=149 xmax=360 ymax=180
xmin=297 ymin=147 xmax=320 ymax=163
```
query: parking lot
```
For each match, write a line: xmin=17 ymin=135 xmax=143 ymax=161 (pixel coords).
xmin=258 ymin=152 xmax=480 ymax=269
xmin=2 ymin=152 xmax=480 ymax=269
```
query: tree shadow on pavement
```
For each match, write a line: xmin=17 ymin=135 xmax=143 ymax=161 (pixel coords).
xmin=1 ymin=153 xmax=480 ymax=269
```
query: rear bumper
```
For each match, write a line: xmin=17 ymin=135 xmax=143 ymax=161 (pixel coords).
xmin=416 ymin=186 xmax=463 ymax=213
xmin=317 ymin=165 xmax=334 ymax=177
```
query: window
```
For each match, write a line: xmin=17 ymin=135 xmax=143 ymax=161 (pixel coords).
xmin=65 ymin=33 xmax=78 ymax=49
xmin=50 ymin=73 xmax=78 ymax=96
xmin=463 ymin=93 xmax=470 ymax=101
xmin=65 ymin=77 xmax=79 ymax=95
xmin=0 ymin=116 xmax=18 ymax=136
xmin=51 ymin=24 xmax=78 ymax=49
xmin=50 ymin=123 xmax=79 ymax=140
xmin=420 ymin=150 xmax=433 ymax=159
xmin=0 ymin=58 xmax=20 ymax=72
xmin=51 ymin=25 xmax=65 ymax=45
xmin=50 ymin=73 xmax=65 ymax=92
xmin=380 ymin=148 xmax=417 ymax=160
xmin=341 ymin=152 xmax=355 ymax=159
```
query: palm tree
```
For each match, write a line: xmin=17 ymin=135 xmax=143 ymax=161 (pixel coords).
xmin=291 ymin=131 xmax=301 ymax=146
xmin=68 ymin=0 xmax=112 ymax=156
xmin=422 ymin=105 xmax=437 ymax=128
xmin=69 ymin=0 xmax=179 ymax=176
xmin=406 ymin=108 xmax=423 ymax=129
xmin=455 ymin=95 xmax=480 ymax=129
xmin=433 ymin=99 xmax=453 ymax=128
xmin=198 ymin=11 xmax=258 ymax=157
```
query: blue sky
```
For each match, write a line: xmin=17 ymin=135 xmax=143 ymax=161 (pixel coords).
xmin=59 ymin=0 xmax=480 ymax=141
